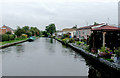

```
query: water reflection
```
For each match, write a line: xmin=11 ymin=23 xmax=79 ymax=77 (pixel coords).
xmin=88 ymin=67 xmax=102 ymax=78
xmin=50 ymin=38 xmax=53 ymax=43
xmin=15 ymin=44 xmax=24 ymax=57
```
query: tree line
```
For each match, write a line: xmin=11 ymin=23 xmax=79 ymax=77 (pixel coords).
xmin=1 ymin=26 xmax=41 ymax=42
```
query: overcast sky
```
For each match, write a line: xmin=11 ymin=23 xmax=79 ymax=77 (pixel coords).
xmin=1 ymin=0 xmax=119 ymax=30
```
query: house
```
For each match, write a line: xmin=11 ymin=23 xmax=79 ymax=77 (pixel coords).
xmin=76 ymin=24 xmax=104 ymax=40
xmin=55 ymin=31 xmax=63 ymax=38
xmin=91 ymin=25 xmax=120 ymax=50
xmin=0 ymin=25 xmax=14 ymax=34
xmin=62 ymin=28 xmax=77 ymax=38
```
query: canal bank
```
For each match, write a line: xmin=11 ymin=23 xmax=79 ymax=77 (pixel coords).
xmin=54 ymin=38 xmax=120 ymax=76
xmin=0 ymin=40 xmax=27 ymax=49
xmin=0 ymin=37 xmax=40 ymax=49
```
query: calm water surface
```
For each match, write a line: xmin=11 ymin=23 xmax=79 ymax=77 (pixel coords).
xmin=2 ymin=38 xmax=89 ymax=76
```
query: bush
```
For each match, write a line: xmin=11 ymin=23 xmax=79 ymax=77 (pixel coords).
xmin=25 ymin=32 xmax=32 ymax=37
xmin=62 ymin=38 xmax=69 ymax=43
xmin=21 ymin=34 xmax=27 ymax=39
xmin=76 ymin=41 xmax=84 ymax=45
xmin=2 ymin=34 xmax=9 ymax=41
xmin=9 ymin=34 xmax=15 ymax=40
xmin=114 ymin=47 xmax=120 ymax=57
xmin=68 ymin=38 xmax=75 ymax=43
xmin=62 ymin=34 xmax=69 ymax=39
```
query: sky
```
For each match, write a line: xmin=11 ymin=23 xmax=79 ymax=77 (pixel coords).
xmin=0 ymin=0 xmax=119 ymax=30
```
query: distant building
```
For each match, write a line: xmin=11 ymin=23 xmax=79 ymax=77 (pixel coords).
xmin=62 ymin=28 xmax=77 ymax=37
xmin=0 ymin=25 xmax=14 ymax=34
xmin=55 ymin=31 xmax=63 ymax=38
xmin=76 ymin=24 xmax=104 ymax=40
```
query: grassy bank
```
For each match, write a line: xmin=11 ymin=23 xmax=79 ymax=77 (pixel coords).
xmin=0 ymin=38 xmax=28 ymax=46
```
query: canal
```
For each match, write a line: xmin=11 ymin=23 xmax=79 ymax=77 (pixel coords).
xmin=2 ymin=37 xmax=117 ymax=77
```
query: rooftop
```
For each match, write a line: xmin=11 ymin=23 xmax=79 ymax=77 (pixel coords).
xmin=92 ymin=25 xmax=120 ymax=31
xmin=77 ymin=24 xmax=104 ymax=30
xmin=62 ymin=28 xmax=76 ymax=32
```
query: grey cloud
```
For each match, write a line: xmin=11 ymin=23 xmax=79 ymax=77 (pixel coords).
xmin=2 ymin=1 xmax=118 ymax=30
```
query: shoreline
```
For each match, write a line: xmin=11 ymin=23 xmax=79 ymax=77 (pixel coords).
xmin=54 ymin=38 xmax=120 ymax=72
xmin=0 ymin=40 xmax=27 ymax=49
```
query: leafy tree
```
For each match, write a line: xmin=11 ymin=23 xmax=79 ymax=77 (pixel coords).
xmin=22 ymin=26 xmax=29 ymax=32
xmin=25 ymin=32 xmax=32 ymax=37
xmin=15 ymin=27 xmax=25 ymax=37
xmin=42 ymin=31 xmax=48 ymax=37
xmin=94 ymin=22 xmax=99 ymax=25
xmin=45 ymin=24 xmax=56 ymax=36
xmin=72 ymin=25 xmax=77 ymax=29
xmin=6 ymin=31 xmax=12 ymax=34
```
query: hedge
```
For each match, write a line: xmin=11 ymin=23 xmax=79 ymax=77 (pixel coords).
xmin=2 ymin=34 xmax=15 ymax=41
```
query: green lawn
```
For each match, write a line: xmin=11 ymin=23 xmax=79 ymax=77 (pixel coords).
xmin=0 ymin=38 xmax=28 ymax=46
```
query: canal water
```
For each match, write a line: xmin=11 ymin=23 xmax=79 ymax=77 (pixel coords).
xmin=2 ymin=37 xmax=116 ymax=77
xmin=2 ymin=38 xmax=89 ymax=76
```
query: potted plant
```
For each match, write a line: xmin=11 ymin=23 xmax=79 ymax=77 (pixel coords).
xmin=114 ymin=47 xmax=120 ymax=64
xmin=98 ymin=47 xmax=112 ymax=59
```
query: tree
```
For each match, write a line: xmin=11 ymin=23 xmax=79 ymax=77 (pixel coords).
xmin=72 ymin=25 xmax=77 ymax=29
xmin=15 ymin=27 xmax=25 ymax=37
xmin=22 ymin=26 xmax=29 ymax=32
xmin=94 ymin=22 xmax=99 ymax=25
xmin=6 ymin=31 xmax=12 ymax=34
xmin=45 ymin=24 xmax=56 ymax=36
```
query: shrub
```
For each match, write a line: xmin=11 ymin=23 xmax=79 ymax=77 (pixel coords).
xmin=25 ymin=32 xmax=32 ymax=37
xmin=2 ymin=34 xmax=9 ymax=41
xmin=62 ymin=34 xmax=69 ymax=39
xmin=9 ymin=34 xmax=15 ymax=40
xmin=68 ymin=38 xmax=75 ymax=43
xmin=21 ymin=34 xmax=27 ymax=39
xmin=114 ymin=47 xmax=120 ymax=57
xmin=62 ymin=38 xmax=69 ymax=43
xmin=76 ymin=41 xmax=84 ymax=45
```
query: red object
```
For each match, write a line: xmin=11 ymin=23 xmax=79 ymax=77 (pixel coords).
xmin=92 ymin=25 xmax=120 ymax=31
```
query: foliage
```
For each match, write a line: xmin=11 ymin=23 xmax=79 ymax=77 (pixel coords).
xmin=22 ymin=26 xmax=29 ymax=32
xmin=62 ymin=38 xmax=69 ymax=43
xmin=2 ymin=34 xmax=9 ymax=41
xmin=42 ymin=31 xmax=48 ymax=37
xmin=2 ymin=34 xmax=15 ymax=41
xmin=94 ymin=22 xmax=99 ymax=25
xmin=72 ymin=25 xmax=77 ymax=29
xmin=21 ymin=34 xmax=27 ymax=39
xmin=15 ymin=27 xmax=25 ymax=37
xmin=99 ymin=47 xmax=113 ymax=54
xmin=45 ymin=23 xmax=56 ymax=36
xmin=62 ymin=34 xmax=69 ymax=39
xmin=15 ymin=26 xmax=41 ymax=37
xmin=25 ymin=32 xmax=32 ymax=37
xmin=9 ymin=34 xmax=15 ymax=40
xmin=76 ymin=41 xmax=84 ymax=45
xmin=100 ymin=47 xmax=106 ymax=52
xmin=62 ymin=38 xmax=75 ymax=43
xmin=6 ymin=31 xmax=12 ymax=34
xmin=69 ymin=38 xmax=75 ymax=43
xmin=114 ymin=47 xmax=120 ymax=57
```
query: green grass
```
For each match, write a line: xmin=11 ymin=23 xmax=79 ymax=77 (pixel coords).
xmin=0 ymin=38 xmax=28 ymax=46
